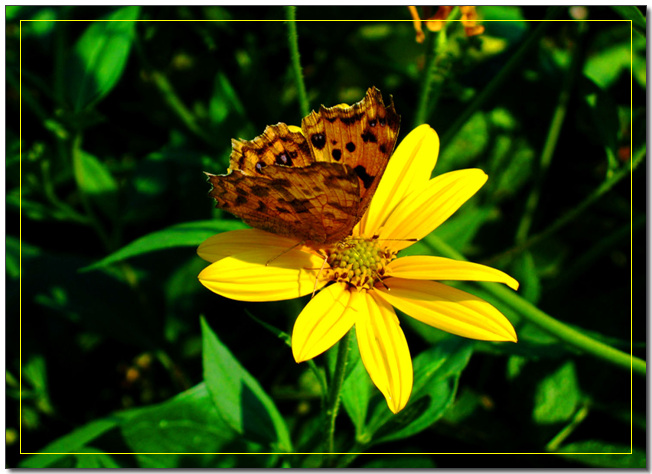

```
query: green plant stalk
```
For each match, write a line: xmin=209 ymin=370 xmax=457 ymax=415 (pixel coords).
xmin=485 ymin=145 xmax=645 ymax=265
xmin=545 ymin=401 xmax=590 ymax=451
xmin=426 ymin=235 xmax=646 ymax=377
xmin=441 ymin=6 xmax=563 ymax=146
xmin=324 ymin=330 xmax=351 ymax=459
xmin=515 ymin=21 xmax=587 ymax=244
xmin=413 ymin=30 xmax=441 ymax=127
xmin=285 ymin=6 xmax=310 ymax=118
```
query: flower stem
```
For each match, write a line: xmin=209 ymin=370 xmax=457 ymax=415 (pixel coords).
xmin=441 ymin=6 xmax=563 ymax=146
xmin=324 ymin=330 xmax=351 ymax=458
xmin=285 ymin=6 xmax=310 ymax=118
xmin=413 ymin=30 xmax=442 ymax=127
xmin=426 ymin=235 xmax=646 ymax=377
xmin=515 ymin=21 xmax=587 ymax=244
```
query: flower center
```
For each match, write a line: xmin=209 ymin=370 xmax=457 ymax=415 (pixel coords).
xmin=324 ymin=237 xmax=397 ymax=290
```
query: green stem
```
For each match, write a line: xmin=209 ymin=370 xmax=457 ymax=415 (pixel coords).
xmin=546 ymin=400 xmax=590 ymax=451
xmin=515 ymin=21 xmax=587 ymax=244
xmin=285 ymin=6 xmax=310 ymax=118
xmin=441 ymin=7 xmax=563 ymax=146
xmin=324 ymin=331 xmax=351 ymax=457
xmin=413 ymin=30 xmax=442 ymax=127
xmin=485 ymin=146 xmax=645 ymax=265
xmin=426 ymin=235 xmax=646 ymax=377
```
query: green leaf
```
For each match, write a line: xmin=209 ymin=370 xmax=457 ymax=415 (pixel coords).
xmin=74 ymin=448 xmax=121 ymax=468
xmin=610 ymin=6 xmax=645 ymax=38
xmin=556 ymin=440 xmax=645 ymax=468
xmin=366 ymin=338 xmax=474 ymax=445
xmin=83 ymin=220 xmax=246 ymax=271
xmin=67 ymin=6 xmax=140 ymax=111
xmin=200 ymin=317 xmax=292 ymax=452
xmin=73 ymin=150 xmax=119 ymax=219
xmin=120 ymin=382 xmax=235 ymax=458
xmin=19 ymin=418 xmax=119 ymax=468
xmin=532 ymin=360 xmax=580 ymax=424
xmin=7 ymin=235 xmax=41 ymax=279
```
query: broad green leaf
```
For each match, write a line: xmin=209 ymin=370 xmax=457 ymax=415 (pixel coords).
xmin=556 ymin=440 xmax=645 ymax=468
xmin=19 ymin=418 xmax=119 ymax=468
xmin=73 ymin=150 xmax=119 ymax=219
xmin=366 ymin=338 xmax=474 ymax=444
xmin=67 ymin=6 xmax=140 ymax=111
xmin=200 ymin=317 xmax=292 ymax=452
xmin=74 ymin=448 xmax=121 ymax=468
xmin=120 ymin=382 xmax=235 ymax=457
xmin=532 ymin=361 xmax=580 ymax=424
xmin=83 ymin=220 xmax=246 ymax=271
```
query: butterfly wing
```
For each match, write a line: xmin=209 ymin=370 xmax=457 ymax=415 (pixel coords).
xmin=207 ymin=162 xmax=360 ymax=244
xmin=301 ymin=87 xmax=400 ymax=220
xmin=207 ymin=87 xmax=401 ymax=245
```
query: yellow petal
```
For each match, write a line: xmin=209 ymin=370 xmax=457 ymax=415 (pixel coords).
xmin=355 ymin=291 xmax=413 ymax=414
xmin=198 ymin=248 xmax=326 ymax=302
xmin=197 ymin=229 xmax=302 ymax=263
xmin=357 ymin=125 xmax=440 ymax=237
xmin=292 ymin=283 xmax=357 ymax=362
xmin=375 ymin=278 xmax=517 ymax=342
xmin=387 ymin=255 xmax=519 ymax=290
xmin=378 ymin=169 xmax=488 ymax=252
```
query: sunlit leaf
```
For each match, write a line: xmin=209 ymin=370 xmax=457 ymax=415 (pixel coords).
xmin=365 ymin=338 xmax=474 ymax=444
xmin=83 ymin=220 xmax=246 ymax=271
xmin=73 ymin=150 xmax=119 ymax=219
xmin=67 ymin=6 xmax=140 ymax=111
xmin=532 ymin=361 xmax=580 ymax=424
xmin=120 ymin=382 xmax=235 ymax=457
xmin=19 ymin=418 xmax=119 ymax=468
xmin=200 ymin=317 xmax=292 ymax=452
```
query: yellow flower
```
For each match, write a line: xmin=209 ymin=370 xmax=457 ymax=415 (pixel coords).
xmin=198 ymin=125 xmax=518 ymax=414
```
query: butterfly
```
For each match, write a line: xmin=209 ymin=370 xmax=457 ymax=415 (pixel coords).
xmin=205 ymin=87 xmax=400 ymax=245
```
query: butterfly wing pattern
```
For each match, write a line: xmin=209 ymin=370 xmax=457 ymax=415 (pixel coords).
xmin=206 ymin=87 xmax=400 ymax=244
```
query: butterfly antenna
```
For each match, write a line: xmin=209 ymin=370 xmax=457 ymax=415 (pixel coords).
xmin=265 ymin=240 xmax=305 ymax=266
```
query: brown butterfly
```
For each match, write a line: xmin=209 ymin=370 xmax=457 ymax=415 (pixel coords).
xmin=205 ymin=87 xmax=400 ymax=245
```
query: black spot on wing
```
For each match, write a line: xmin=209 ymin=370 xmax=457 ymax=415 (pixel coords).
xmin=332 ymin=149 xmax=342 ymax=161
xmin=311 ymin=133 xmax=326 ymax=150
xmin=361 ymin=131 xmax=377 ymax=143
xmin=354 ymin=165 xmax=375 ymax=190
xmin=346 ymin=142 xmax=356 ymax=153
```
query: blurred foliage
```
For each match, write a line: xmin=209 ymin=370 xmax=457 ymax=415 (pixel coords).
xmin=8 ymin=5 xmax=645 ymax=468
